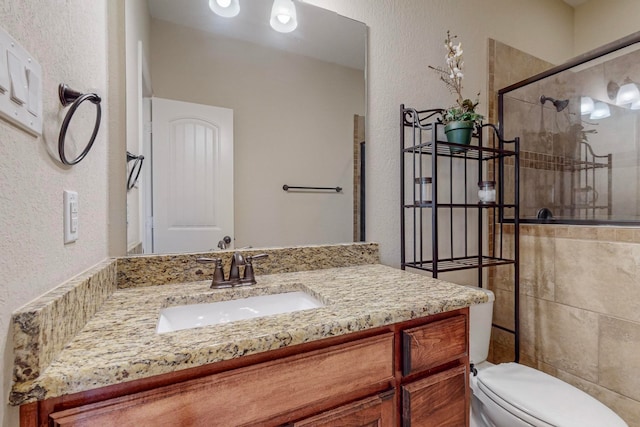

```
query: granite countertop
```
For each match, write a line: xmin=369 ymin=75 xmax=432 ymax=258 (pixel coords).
xmin=11 ymin=263 xmax=488 ymax=405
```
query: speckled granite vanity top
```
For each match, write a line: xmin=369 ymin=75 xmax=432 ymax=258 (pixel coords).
xmin=10 ymin=244 xmax=488 ymax=405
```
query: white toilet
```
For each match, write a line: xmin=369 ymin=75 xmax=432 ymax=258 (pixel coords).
xmin=469 ymin=289 xmax=627 ymax=427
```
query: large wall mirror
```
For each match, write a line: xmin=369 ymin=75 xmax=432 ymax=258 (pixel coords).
xmin=500 ymin=32 xmax=640 ymax=225
xmin=125 ymin=0 xmax=366 ymax=254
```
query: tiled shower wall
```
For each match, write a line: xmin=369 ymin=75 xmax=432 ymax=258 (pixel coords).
xmin=491 ymin=226 xmax=640 ymax=426
xmin=489 ymin=40 xmax=640 ymax=426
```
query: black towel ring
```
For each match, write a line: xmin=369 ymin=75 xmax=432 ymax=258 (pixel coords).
xmin=58 ymin=83 xmax=102 ymax=166
xmin=126 ymin=151 xmax=145 ymax=191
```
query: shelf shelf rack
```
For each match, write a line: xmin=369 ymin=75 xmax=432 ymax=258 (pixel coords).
xmin=400 ymin=105 xmax=521 ymax=361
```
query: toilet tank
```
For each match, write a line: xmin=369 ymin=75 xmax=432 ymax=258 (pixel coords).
xmin=469 ymin=288 xmax=495 ymax=365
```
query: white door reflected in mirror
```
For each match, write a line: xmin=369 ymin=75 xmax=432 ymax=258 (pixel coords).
xmin=151 ymin=97 xmax=234 ymax=253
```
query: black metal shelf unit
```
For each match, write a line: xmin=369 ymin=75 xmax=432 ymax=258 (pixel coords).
xmin=400 ymin=104 xmax=521 ymax=360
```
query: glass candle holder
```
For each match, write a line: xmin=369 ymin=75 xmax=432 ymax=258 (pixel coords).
xmin=478 ymin=180 xmax=496 ymax=204
xmin=414 ymin=177 xmax=432 ymax=205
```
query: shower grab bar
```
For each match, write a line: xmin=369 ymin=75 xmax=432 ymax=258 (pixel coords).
xmin=282 ymin=185 xmax=342 ymax=193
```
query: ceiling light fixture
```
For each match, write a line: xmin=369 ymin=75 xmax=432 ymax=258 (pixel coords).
xmin=615 ymin=82 xmax=640 ymax=106
xmin=270 ymin=0 xmax=298 ymax=33
xmin=209 ymin=0 xmax=240 ymax=18
xmin=589 ymin=102 xmax=611 ymax=120
xmin=580 ymin=96 xmax=594 ymax=115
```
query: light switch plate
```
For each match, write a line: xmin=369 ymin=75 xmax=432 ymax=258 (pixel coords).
xmin=63 ymin=190 xmax=78 ymax=244
xmin=0 ymin=25 xmax=42 ymax=135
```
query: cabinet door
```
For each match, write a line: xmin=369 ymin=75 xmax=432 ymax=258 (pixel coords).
xmin=402 ymin=315 xmax=467 ymax=377
xmin=401 ymin=365 xmax=468 ymax=427
xmin=291 ymin=391 xmax=395 ymax=427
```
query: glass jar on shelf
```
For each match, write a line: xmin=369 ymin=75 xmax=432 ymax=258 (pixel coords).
xmin=478 ymin=180 xmax=496 ymax=204
xmin=414 ymin=177 xmax=432 ymax=205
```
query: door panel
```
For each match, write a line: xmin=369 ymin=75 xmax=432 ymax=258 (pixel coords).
xmin=152 ymin=98 xmax=233 ymax=253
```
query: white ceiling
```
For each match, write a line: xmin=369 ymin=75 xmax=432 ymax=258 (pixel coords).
xmin=147 ymin=0 xmax=366 ymax=70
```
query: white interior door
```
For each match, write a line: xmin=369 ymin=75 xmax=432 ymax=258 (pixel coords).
xmin=151 ymin=97 xmax=233 ymax=253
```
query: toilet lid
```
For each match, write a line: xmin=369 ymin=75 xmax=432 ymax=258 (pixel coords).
xmin=477 ymin=363 xmax=627 ymax=427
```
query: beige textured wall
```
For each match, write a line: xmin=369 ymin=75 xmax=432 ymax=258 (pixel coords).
xmin=574 ymin=0 xmax=640 ymax=56
xmin=0 ymin=1 xmax=110 ymax=425
xmin=125 ymin=0 xmax=151 ymax=252
xmin=150 ymin=19 xmax=364 ymax=248
xmin=108 ymin=1 xmax=127 ymax=258
xmin=306 ymin=0 xmax=574 ymax=266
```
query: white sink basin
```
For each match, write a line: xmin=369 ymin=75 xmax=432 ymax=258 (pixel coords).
xmin=157 ymin=291 xmax=324 ymax=333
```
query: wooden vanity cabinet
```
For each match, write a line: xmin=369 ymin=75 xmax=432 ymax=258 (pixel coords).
xmin=20 ymin=308 xmax=469 ymax=427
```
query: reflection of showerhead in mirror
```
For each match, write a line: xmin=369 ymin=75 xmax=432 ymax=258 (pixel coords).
xmin=540 ymin=95 xmax=569 ymax=112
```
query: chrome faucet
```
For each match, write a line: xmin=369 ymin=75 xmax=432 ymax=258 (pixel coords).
xmin=228 ymin=252 xmax=244 ymax=281
xmin=197 ymin=252 xmax=268 ymax=289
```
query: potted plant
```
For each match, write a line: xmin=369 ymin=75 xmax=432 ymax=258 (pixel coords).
xmin=429 ymin=31 xmax=483 ymax=148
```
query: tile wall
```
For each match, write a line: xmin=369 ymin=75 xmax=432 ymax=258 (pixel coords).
xmin=489 ymin=39 xmax=640 ymax=425
xmin=490 ymin=225 xmax=640 ymax=426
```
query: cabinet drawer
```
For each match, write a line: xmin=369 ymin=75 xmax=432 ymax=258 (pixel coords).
xmin=402 ymin=315 xmax=467 ymax=376
xmin=291 ymin=390 xmax=395 ymax=427
xmin=401 ymin=364 xmax=468 ymax=427
xmin=50 ymin=333 xmax=394 ymax=427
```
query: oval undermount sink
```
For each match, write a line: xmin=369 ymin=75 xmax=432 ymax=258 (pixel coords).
xmin=157 ymin=291 xmax=324 ymax=333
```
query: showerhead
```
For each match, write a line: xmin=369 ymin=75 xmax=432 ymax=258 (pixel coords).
xmin=554 ymin=98 xmax=570 ymax=112
xmin=540 ymin=95 xmax=569 ymax=112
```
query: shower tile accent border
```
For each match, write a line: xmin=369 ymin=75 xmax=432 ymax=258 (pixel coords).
xmin=116 ymin=242 xmax=379 ymax=288
xmin=504 ymin=150 xmax=609 ymax=173
xmin=12 ymin=259 xmax=117 ymax=385
xmin=505 ymin=223 xmax=640 ymax=243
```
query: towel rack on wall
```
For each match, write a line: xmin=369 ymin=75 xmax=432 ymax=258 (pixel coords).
xmin=126 ymin=151 xmax=144 ymax=191
xmin=58 ymin=83 xmax=102 ymax=166
xmin=282 ymin=185 xmax=342 ymax=193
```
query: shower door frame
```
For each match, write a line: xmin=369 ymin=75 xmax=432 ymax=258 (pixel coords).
xmin=498 ymin=31 xmax=640 ymax=226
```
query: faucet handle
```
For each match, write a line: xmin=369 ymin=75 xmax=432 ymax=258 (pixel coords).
xmin=241 ymin=254 xmax=269 ymax=285
xmin=196 ymin=257 xmax=229 ymax=288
